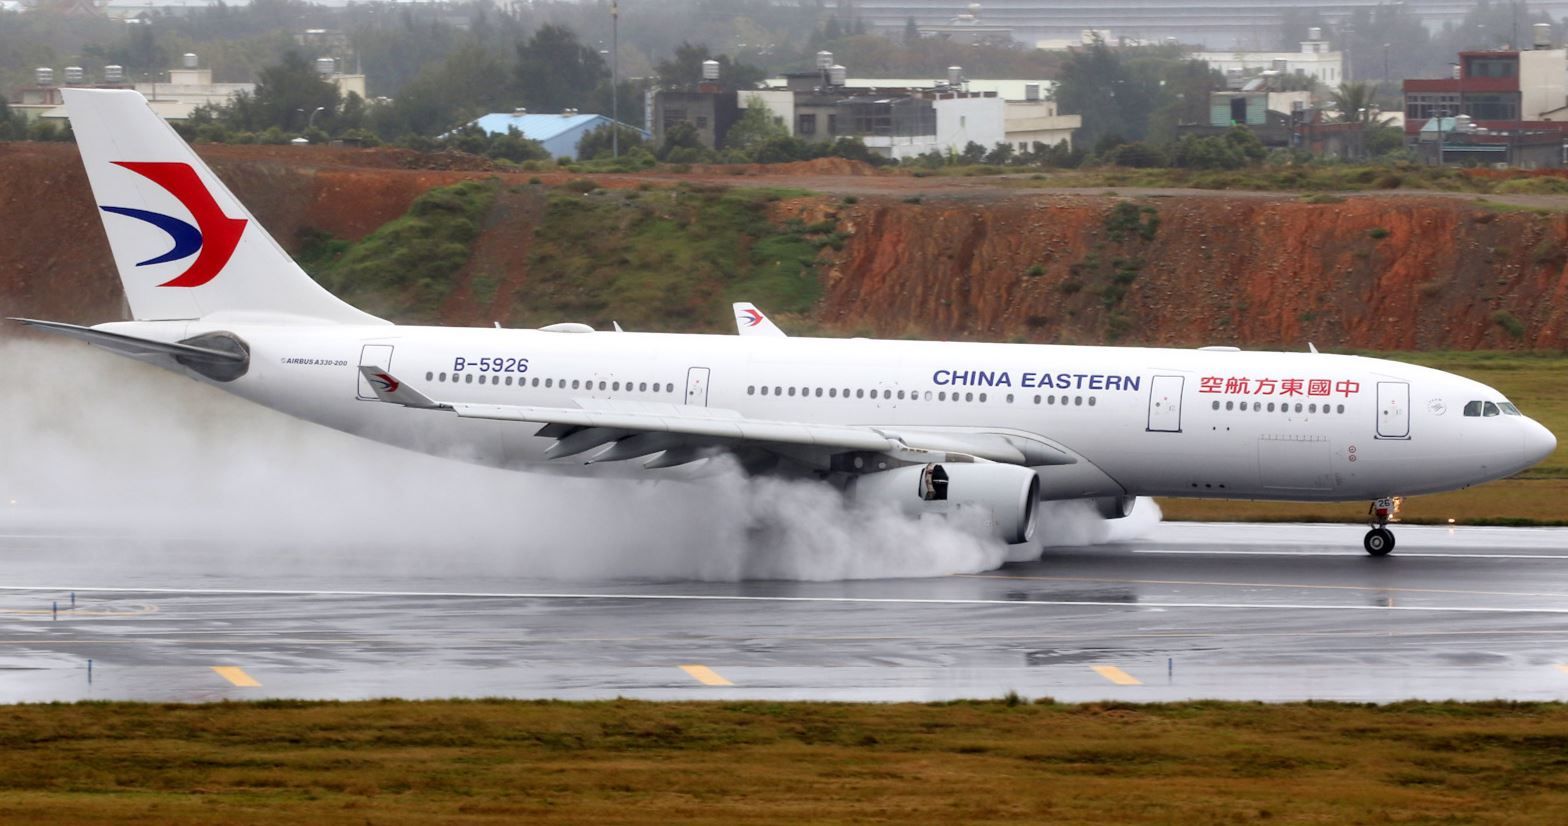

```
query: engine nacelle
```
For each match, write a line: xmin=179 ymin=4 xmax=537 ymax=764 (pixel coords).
xmin=1093 ymin=495 xmax=1137 ymax=520
xmin=849 ymin=463 xmax=1040 ymax=544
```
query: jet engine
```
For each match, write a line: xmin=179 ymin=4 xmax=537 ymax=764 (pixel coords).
xmin=1093 ymin=495 xmax=1137 ymax=520
xmin=849 ymin=463 xmax=1040 ymax=544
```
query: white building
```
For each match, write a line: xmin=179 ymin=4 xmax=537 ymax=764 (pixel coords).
xmin=1192 ymin=31 xmax=1345 ymax=89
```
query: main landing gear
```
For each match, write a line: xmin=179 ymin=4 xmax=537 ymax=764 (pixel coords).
xmin=1364 ymin=497 xmax=1397 ymax=557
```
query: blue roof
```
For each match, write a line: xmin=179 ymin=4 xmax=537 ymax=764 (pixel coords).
xmin=463 ymin=112 xmax=651 ymax=160
xmin=471 ymin=113 xmax=604 ymax=142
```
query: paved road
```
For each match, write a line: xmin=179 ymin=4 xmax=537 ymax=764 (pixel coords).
xmin=2 ymin=521 xmax=1567 ymax=703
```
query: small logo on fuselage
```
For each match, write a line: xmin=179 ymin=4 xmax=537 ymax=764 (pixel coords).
xmin=99 ymin=161 xmax=247 ymax=288
xmin=369 ymin=373 xmax=399 ymax=393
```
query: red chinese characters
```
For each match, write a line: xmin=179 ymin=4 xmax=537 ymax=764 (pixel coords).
xmin=1197 ymin=376 xmax=1362 ymax=397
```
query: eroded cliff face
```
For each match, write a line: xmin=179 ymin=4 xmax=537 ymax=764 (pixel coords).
xmin=2 ymin=142 xmax=1565 ymax=349
xmin=821 ymin=195 xmax=1568 ymax=350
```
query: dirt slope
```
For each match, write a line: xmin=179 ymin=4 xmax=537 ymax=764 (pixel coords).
xmin=3 ymin=142 xmax=1565 ymax=349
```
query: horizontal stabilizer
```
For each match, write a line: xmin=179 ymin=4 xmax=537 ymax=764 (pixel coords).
xmin=10 ymin=318 xmax=244 ymax=365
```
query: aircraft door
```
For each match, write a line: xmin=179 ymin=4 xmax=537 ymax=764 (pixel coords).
xmin=357 ymin=344 xmax=394 ymax=400
xmin=1376 ymin=381 xmax=1410 ymax=439
xmin=1146 ymin=375 xmax=1184 ymax=432
xmin=685 ymin=367 xmax=711 ymax=406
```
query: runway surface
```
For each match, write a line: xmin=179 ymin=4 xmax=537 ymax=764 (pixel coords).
xmin=3 ymin=520 xmax=1568 ymax=703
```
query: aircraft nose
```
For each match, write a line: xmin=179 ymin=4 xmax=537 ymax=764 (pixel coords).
xmin=1523 ymin=419 xmax=1558 ymax=467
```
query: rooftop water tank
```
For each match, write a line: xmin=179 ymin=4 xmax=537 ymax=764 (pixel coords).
xmin=1534 ymin=22 xmax=1552 ymax=49
xmin=947 ymin=65 xmax=963 ymax=86
xmin=701 ymin=59 xmax=720 ymax=81
xmin=104 ymin=64 xmax=125 ymax=83
xmin=35 ymin=67 xmax=54 ymax=85
xmin=182 ymin=52 xmax=198 ymax=69
xmin=314 ymin=57 xmax=336 ymax=76
xmin=828 ymin=64 xmax=846 ymax=86
xmin=816 ymin=50 xmax=833 ymax=70
xmin=1024 ymin=82 xmax=1040 ymax=101
xmin=63 ymin=66 xmax=84 ymax=83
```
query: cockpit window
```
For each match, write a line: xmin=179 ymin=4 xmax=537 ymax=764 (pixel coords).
xmin=1483 ymin=401 xmax=1501 ymax=417
xmin=1500 ymin=402 xmax=1522 ymax=416
xmin=1463 ymin=400 xmax=1484 ymax=417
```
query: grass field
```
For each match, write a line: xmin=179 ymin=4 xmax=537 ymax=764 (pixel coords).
xmin=1160 ymin=351 xmax=1568 ymax=525
xmin=4 ymin=699 xmax=1568 ymax=823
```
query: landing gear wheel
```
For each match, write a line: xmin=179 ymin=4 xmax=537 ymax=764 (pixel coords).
xmin=1363 ymin=528 xmax=1395 ymax=557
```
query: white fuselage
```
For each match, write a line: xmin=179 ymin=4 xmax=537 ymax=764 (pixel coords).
xmin=103 ymin=319 xmax=1557 ymax=504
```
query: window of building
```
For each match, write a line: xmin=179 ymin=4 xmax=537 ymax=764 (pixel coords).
xmin=695 ymin=116 xmax=709 ymax=130
xmin=826 ymin=113 xmax=838 ymax=135
xmin=1467 ymin=57 xmax=1518 ymax=78
xmin=1466 ymin=93 xmax=1519 ymax=120
xmin=798 ymin=113 xmax=817 ymax=136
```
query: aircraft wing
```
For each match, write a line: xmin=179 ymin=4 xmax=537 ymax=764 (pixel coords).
xmin=358 ymin=367 xmax=1073 ymax=469
xmin=732 ymin=302 xmax=787 ymax=337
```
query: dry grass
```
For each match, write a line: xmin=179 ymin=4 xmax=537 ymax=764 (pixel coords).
xmin=4 ymin=699 xmax=1568 ymax=823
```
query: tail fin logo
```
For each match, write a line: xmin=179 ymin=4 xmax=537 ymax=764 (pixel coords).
xmin=99 ymin=161 xmax=247 ymax=288
xmin=739 ymin=308 xmax=765 ymax=327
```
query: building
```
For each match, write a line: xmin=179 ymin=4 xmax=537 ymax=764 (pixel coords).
xmin=850 ymin=0 xmax=1545 ymax=50
xmin=464 ymin=111 xmax=649 ymax=160
xmin=1403 ymin=27 xmax=1568 ymax=166
xmin=1003 ymin=95 xmax=1080 ymax=151
xmin=1191 ymin=30 xmax=1345 ymax=89
xmin=652 ymin=87 xmax=741 ymax=151
xmin=16 ymin=54 xmax=255 ymax=123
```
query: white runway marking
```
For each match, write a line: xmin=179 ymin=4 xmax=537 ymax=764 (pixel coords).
xmin=3 ymin=585 xmax=1568 ymax=615
xmin=1134 ymin=550 xmax=1568 ymax=560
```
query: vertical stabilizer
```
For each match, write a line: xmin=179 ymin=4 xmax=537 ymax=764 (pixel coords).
xmin=64 ymin=88 xmax=384 ymax=324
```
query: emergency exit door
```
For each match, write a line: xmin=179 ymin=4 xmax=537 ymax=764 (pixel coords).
xmin=1146 ymin=375 xmax=1184 ymax=432
xmin=685 ymin=367 xmax=711 ymax=406
xmin=357 ymin=344 xmax=394 ymax=400
xmin=1376 ymin=381 xmax=1410 ymax=439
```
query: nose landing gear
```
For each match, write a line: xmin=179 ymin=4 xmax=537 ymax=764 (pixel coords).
xmin=1364 ymin=497 xmax=1397 ymax=556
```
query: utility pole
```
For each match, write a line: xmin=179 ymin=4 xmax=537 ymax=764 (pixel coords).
xmin=612 ymin=0 xmax=620 ymax=158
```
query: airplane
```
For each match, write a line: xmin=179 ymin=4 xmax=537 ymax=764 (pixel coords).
xmin=12 ymin=89 xmax=1558 ymax=558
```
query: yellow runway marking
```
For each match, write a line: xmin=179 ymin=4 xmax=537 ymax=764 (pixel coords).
xmin=679 ymin=664 xmax=733 ymax=686
xmin=211 ymin=666 xmax=260 ymax=687
xmin=1091 ymin=665 xmax=1142 ymax=686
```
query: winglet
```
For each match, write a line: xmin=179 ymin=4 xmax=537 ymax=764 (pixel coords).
xmin=732 ymin=302 xmax=786 ymax=337
xmin=357 ymin=366 xmax=445 ymax=409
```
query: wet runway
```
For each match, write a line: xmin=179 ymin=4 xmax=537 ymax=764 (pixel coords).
xmin=3 ymin=521 xmax=1568 ymax=703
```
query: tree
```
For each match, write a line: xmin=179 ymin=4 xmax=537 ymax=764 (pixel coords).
xmin=1328 ymin=81 xmax=1387 ymax=124
xmin=657 ymin=121 xmax=705 ymax=161
xmin=723 ymin=96 xmax=789 ymax=153
xmin=903 ymin=16 xmax=919 ymax=44
xmin=577 ymin=123 xmax=646 ymax=159
xmin=654 ymin=42 xmax=766 ymax=91
xmin=1054 ymin=41 xmax=1166 ymax=146
xmin=514 ymin=24 xmax=606 ymax=112
xmin=225 ymin=51 xmax=340 ymax=132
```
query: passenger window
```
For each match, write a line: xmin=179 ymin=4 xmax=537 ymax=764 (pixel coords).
xmin=1088 ymin=396 xmax=1095 ymax=406
xmin=1483 ymin=402 xmax=1501 ymax=417
xmin=1075 ymin=396 xmax=1083 ymax=406
xmin=747 ymin=386 xmax=756 ymax=395
xmin=1309 ymin=403 xmax=1317 ymax=414
xmin=965 ymin=392 xmax=974 ymax=402
xmin=543 ymin=378 xmax=551 ymax=388
xmin=439 ymin=373 xmax=447 ymax=382
xmin=761 ymin=386 xmax=769 ymax=396
xmin=1294 ymin=403 xmax=1303 ymax=413
xmin=506 ymin=376 xmax=513 ymax=386
xmin=788 ymin=387 xmax=797 ymax=397
xmin=815 ymin=388 xmax=824 ymax=397
xmin=599 ymin=381 xmax=607 ymax=391
xmin=897 ymin=390 xmax=905 ymax=400
xmin=1267 ymin=402 xmax=1274 ymax=412
xmin=465 ymin=374 xmax=474 ymax=384
xmin=667 ymin=383 xmax=675 ymax=393
xmin=1006 ymin=394 xmax=1014 ymax=403
xmin=924 ymin=391 xmax=933 ymax=401
xmin=829 ymin=388 xmax=837 ymax=397
xmin=979 ymin=393 xmax=988 ymax=403
xmin=1034 ymin=395 xmax=1042 ymax=405
xmin=1337 ymin=404 xmax=1344 ymax=413
xmin=1225 ymin=401 xmax=1233 ymax=411
xmin=639 ymin=382 xmax=647 ymax=392
xmin=1213 ymin=401 xmax=1220 ymax=410
xmin=1463 ymin=400 xmax=1483 ymax=417
xmin=425 ymin=371 xmax=434 ymax=381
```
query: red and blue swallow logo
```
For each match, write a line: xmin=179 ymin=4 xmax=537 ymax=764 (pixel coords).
xmin=99 ymin=161 xmax=247 ymax=288
xmin=739 ymin=308 xmax=765 ymax=327
xmin=369 ymin=373 xmax=399 ymax=393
